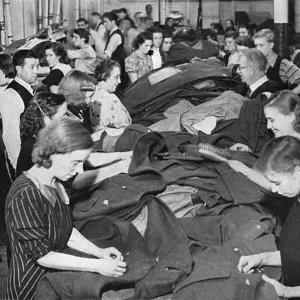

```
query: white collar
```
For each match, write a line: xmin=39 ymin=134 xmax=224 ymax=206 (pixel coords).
xmin=15 ymin=76 xmax=34 ymax=95
xmin=249 ymin=75 xmax=268 ymax=94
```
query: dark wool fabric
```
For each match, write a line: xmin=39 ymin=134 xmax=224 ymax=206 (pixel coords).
xmin=279 ymin=200 xmax=300 ymax=295
xmin=249 ymin=79 xmax=280 ymax=99
xmin=35 ymin=196 xmax=192 ymax=300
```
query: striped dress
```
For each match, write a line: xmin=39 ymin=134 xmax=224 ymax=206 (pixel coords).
xmin=0 ymin=173 xmax=73 ymax=300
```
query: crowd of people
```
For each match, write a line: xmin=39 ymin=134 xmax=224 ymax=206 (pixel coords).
xmin=2 ymin=4 xmax=300 ymax=300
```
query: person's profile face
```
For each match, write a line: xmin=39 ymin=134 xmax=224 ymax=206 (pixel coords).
xmin=225 ymin=37 xmax=236 ymax=52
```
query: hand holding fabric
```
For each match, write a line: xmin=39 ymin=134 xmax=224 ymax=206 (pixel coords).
xmin=262 ymin=274 xmax=287 ymax=298
xmin=93 ymin=258 xmax=127 ymax=277
xmin=237 ymin=254 xmax=265 ymax=274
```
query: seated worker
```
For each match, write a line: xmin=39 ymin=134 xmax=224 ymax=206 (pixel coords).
xmin=67 ymin=28 xmax=97 ymax=75
xmin=238 ymin=24 xmax=253 ymax=37
xmin=161 ymin=33 xmax=173 ymax=54
xmin=223 ymin=30 xmax=239 ymax=66
xmin=237 ymin=136 xmax=300 ymax=299
xmin=90 ymin=59 xmax=131 ymax=151
xmin=147 ymin=26 xmax=167 ymax=70
xmin=253 ymin=29 xmax=300 ymax=94
xmin=229 ymin=90 xmax=300 ymax=189
xmin=0 ymin=117 xmax=126 ymax=300
xmin=238 ymin=48 xmax=279 ymax=99
xmin=125 ymin=31 xmax=153 ymax=83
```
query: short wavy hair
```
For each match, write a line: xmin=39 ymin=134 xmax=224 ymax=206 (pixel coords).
xmin=32 ymin=117 xmax=93 ymax=169
xmin=45 ymin=42 xmax=71 ymax=64
xmin=20 ymin=92 xmax=66 ymax=143
xmin=132 ymin=31 xmax=153 ymax=50
xmin=240 ymin=48 xmax=267 ymax=72
xmin=253 ymin=29 xmax=274 ymax=43
xmin=94 ymin=59 xmax=121 ymax=82
xmin=58 ymin=70 xmax=97 ymax=110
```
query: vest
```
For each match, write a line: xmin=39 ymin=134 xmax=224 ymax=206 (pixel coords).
xmin=266 ymin=55 xmax=288 ymax=90
xmin=105 ymin=29 xmax=125 ymax=66
xmin=5 ymin=80 xmax=33 ymax=115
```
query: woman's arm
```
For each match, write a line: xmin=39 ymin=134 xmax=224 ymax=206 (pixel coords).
xmin=72 ymin=159 xmax=130 ymax=190
xmin=238 ymin=251 xmax=281 ymax=274
xmin=227 ymin=160 xmax=271 ymax=191
xmin=67 ymin=228 xmax=123 ymax=260
xmin=37 ymin=251 xmax=126 ymax=277
xmin=86 ymin=151 xmax=132 ymax=168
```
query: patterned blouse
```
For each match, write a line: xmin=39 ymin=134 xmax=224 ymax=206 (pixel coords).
xmin=89 ymin=87 xmax=131 ymax=136
xmin=125 ymin=50 xmax=153 ymax=80
xmin=0 ymin=173 xmax=73 ymax=300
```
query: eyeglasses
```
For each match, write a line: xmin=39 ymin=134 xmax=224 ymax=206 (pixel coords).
xmin=238 ymin=65 xmax=252 ymax=71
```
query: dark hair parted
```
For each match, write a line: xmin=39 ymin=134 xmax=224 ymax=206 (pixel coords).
xmin=77 ymin=17 xmax=88 ymax=25
xmin=32 ymin=117 xmax=93 ymax=169
xmin=265 ymin=90 xmax=300 ymax=133
xmin=132 ymin=31 xmax=153 ymax=50
xmin=0 ymin=54 xmax=15 ymax=78
xmin=13 ymin=49 xmax=37 ymax=67
xmin=102 ymin=12 xmax=118 ymax=22
xmin=45 ymin=42 xmax=71 ymax=64
xmin=254 ymin=136 xmax=300 ymax=175
xmin=58 ymin=70 xmax=97 ymax=110
xmin=94 ymin=59 xmax=121 ymax=82
xmin=20 ymin=92 xmax=66 ymax=143
xmin=236 ymin=35 xmax=254 ymax=48
xmin=73 ymin=28 xmax=89 ymax=44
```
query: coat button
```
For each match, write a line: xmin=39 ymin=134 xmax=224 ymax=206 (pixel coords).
xmin=234 ymin=248 xmax=239 ymax=252
xmin=245 ymin=279 xmax=250 ymax=285
xmin=103 ymin=200 xmax=109 ymax=205
xmin=257 ymin=225 xmax=261 ymax=230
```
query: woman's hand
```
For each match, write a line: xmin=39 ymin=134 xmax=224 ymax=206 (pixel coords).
xmin=227 ymin=160 xmax=249 ymax=176
xmin=93 ymin=258 xmax=127 ymax=277
xmin=101 ymin=247 xmax=124 ymax=261
xmin=230 ymin=143 xmax=252 ymax=152
xmin=237 ymin=254 xmax=265 ymax=274
xmin=262 ymin=274 xmax=287 ymax=298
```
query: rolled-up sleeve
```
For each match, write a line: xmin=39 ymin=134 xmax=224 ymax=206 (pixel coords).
xmin=10 ymin=187 xmax=52 ymax=261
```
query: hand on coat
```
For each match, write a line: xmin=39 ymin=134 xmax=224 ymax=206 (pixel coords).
xmin=237 ymin=254 xmax=265 ymax=274
xmin=230 ymin=143 xmax=252 ymax=152
xmin=102 ymin=247 xmax=124 ymax=261
xmin=94 ymin=258 xmax=127 ymax=277
xmin=262 ymin=274 xmax=287 ymax=298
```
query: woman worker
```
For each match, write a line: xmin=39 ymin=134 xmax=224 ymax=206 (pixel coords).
xmin=237 ymin=135 xmax=300 ymax=299
xmin=0 ymin=117 xmax=126 ymax=300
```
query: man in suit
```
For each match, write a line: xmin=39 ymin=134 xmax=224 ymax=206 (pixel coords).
xmin=238 ymin=48 xmax=279 ymax=99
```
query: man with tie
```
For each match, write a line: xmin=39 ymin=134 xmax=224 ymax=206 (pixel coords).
xmin=237 ymin=48 xmax=279 ymax=99
xmin=0 ymin=49 xmax=38 ymax=179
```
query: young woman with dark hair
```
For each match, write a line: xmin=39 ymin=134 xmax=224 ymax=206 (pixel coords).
xmin=16 ymin=92 xmax=67 ymax=176
xmin=237 ymin=136 xmax=300 ymax=299
xmin=125 ymin=31 xmax=153 ymax=83
xmin=41 ymin=42 xmax=72 ymax=93
xmin=0 ymin=117 xmax=126 ymax=300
